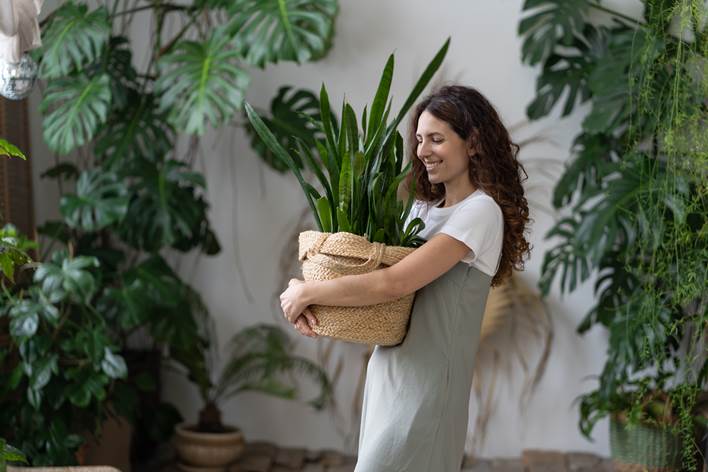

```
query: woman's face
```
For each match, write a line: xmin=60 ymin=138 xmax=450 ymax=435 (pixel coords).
xmin=415 ymin=110 xmax=474 ymax=186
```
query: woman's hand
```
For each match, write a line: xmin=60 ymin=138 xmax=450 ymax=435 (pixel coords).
xmin=280 ymin=279 xmax=319 ymax=337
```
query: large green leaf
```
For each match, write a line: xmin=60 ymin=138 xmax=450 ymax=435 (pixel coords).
xmin=227 ymin=0 xmax=338 ymax=67
xmin=40 ymin=74 xmax=112 ymax=155
xmin=244 ymin=86 xmax=326 ymax=172
xmin=518 ymin=0 xmax=590 ymax=66
xmin=0 ymin=138 xmax=26 ymax=160
xmin=34 ymin=250 xmax=99 ymax=304
xmin=582 ymin=28 xmax=665 ymax=134
xmin=95 ymin=90 xmax=174 ymax=165
xmin=60 ymin=169 xmax=129 ymax=231
xmin=0 ymin=224 xmax=35 ymax=282
xmin=156 ymin=26 xmax=249 ymax=135
xmin=38 ymin=2 xmax=111 ymax=79
xmin=118 ymin=159 xmax=218 ymax=253
xmin=527 ymin=52 xmax=592 ymax=119
xmin=103 ymin=36 xmax=140 ymax=110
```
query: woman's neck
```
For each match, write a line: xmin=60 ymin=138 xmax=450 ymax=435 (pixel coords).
xmin=440 ymin=181 xmax=477 ymax=208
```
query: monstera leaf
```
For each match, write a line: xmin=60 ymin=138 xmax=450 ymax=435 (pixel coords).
xmin=40 ymin=74 xmax=112 ymax=155
xmin=227 ymin=0 xmax=338 ymax=67
xmin=582 ymin=27 xmax=664 ymax=134
xmin=104 ymin=36 xmax=140 ymax=109
xmin=518 ymin=0 xmax=590 ymax=66
xmin=95 ymin=90 xmax=174 ymax=165
xmin=552 ymin=133 xmax=616 ymax=208
xmin=155 ymin=26 xmax=249 ymax=135
xmin=119 ymin=159 xmax=218 ymax=253
xmin=244 ymin=86 xmax=331 ymax=172
xmin=38 ymin=2 xmax=111 ymax=79
xmin=60 ymin=169 xmax=129 ymax=231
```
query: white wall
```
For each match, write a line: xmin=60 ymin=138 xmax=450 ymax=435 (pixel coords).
xmin=28 ymin=0 xmax=646 ymax=459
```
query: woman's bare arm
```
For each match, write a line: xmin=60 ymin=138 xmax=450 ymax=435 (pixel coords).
xmin=302 ymin=233 xmax=471 ymax=307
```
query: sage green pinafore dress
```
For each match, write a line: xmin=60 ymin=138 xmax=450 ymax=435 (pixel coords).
xmin=355 ymin=262 xmax=492 ymax=472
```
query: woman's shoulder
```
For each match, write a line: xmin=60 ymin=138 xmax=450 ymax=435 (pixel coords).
xmin=455 ymin=190 xmax=503 ymax=221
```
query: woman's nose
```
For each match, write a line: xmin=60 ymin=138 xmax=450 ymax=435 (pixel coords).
xmin=418 ymin=141 xmax=431 ymax=158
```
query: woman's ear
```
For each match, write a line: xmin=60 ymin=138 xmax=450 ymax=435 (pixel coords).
xmin=467 ymin=128 xmax=480 ymax=157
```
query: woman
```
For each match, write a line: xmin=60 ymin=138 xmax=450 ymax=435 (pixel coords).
xmin=279 ymin=85 xmax=531 ymax=471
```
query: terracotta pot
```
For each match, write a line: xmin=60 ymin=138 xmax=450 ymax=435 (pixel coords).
xmin=174 ymin=423 xmax=245 ymax=469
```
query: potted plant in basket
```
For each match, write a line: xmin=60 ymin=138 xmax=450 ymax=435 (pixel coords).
xmin=244 ymin=39 xmax=451 ymax=346
xmin=173 ymin=323 xmax=331 ymax=471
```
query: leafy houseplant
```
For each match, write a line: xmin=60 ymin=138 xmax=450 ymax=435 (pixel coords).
xmin=0 ymin=141 xmax=30 ymax=472
xmin=518 ymin=0 xmax=706 ymax=469
xmin=173 ymin=324 xmax=331 ymax=469
xmin=245 ymin=39 xmax=451 ymax=248
xmin=1 ymin=0 xmax=340 ymax=465
xmin=244 ymin=40 xmax=450 ymax=345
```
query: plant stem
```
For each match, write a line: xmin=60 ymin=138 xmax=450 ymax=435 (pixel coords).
xmin=588 ymin=2 xmax=646 ymax=28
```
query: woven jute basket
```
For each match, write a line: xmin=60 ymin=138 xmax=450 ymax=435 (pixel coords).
xmin=298 ymin=230 xmax=416 ymax=346
xmin=610 ymin=417 xmax=683 ymax=472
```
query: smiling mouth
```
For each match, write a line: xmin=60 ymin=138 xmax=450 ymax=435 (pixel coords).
xmin=424 ymin=161 xmax=441 ymax=170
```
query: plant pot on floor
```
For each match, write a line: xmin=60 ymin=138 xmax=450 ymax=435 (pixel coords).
xmin=173 ymin=423 xmax=245 ymax=471
xmin=610 ymin=417 xmax=683 ymax=472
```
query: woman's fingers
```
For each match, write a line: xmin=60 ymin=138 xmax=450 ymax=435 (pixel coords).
xmin=295 ymin=315 xmax=318 ymax=338
xmin=303 ymin=308 xmax=319 ymax=327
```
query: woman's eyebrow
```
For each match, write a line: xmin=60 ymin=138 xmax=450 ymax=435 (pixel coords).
xmin=415 ymin=131 xmax=444 ymax=137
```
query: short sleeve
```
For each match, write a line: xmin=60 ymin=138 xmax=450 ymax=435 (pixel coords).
xmin=438 ymin=198 xmax=503 ymax=264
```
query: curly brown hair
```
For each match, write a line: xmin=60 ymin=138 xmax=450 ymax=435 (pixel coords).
xmin=406 ymin=85 xmax=531 ymax=286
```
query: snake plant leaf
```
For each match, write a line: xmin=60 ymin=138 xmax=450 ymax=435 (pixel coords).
xmin=156 ymin=26 xmax=250 ymax=136
xmin=95 ymin=90 xmax=175 ymax=165
xmin=367 ymin=54 xmax=394 ymax=144
xmin=40 ymin=74 xmax=112 ymax=155
xmin=118 ymin=159 xmax=216 ymax=253
xmin=0 ymin=138 xmax=26 ymax=159
xmin=226 ymin=0 xmax=338 ymax=67
xmin=245 ymin=102 xmax=322 ymax=229
xmin=244 ymin=86 xmax=327 ymax=173
xmin=387 ymin=38 xmax=450 ymax=140
xmin=60 ymin=169 xmax=129 ymax=231
xmin=37 ymin=2 xmax=111 ymax=79
xmin=316 ymin=196 xmax=332 ymax=232
xmin=517 ymin=0 xmax=590 ymax=66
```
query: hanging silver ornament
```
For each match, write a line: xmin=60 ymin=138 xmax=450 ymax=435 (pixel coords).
xmin=0 ymin=53 xmax=38 ymax=100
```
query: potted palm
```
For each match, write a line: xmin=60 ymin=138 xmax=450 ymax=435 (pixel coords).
xmin=244 ymin=39 xmax=451 ymax=346
xmin=173 ymin=324 xmax=331 ymax=470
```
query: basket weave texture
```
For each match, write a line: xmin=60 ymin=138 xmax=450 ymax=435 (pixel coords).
xmin=610 ymin=418 xmax=682 ymax=472
xmin=298 ymin=231 xmax=416 ymax=346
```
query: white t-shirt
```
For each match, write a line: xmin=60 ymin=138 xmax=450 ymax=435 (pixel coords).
xmin=404 ymin=189 xmax=504 ymax=276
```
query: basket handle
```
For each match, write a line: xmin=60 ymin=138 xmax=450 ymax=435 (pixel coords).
xmin=318 ymin=241 xmax=386 ymax=273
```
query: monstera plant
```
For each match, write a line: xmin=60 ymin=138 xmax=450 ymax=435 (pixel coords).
xmin=1 ymin=0 xmax=339 ymax=465
xmin=519 ymin=0 xmax=706 ymax=469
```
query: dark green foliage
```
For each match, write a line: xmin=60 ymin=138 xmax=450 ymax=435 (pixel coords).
xmin=520 ymin=1 xmax=707 ymax=465
xmin=2 ymin=0 xmax=340 ymax=465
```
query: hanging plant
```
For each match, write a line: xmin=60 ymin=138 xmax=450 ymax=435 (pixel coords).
xmin=519 ymin=0 xmax=707 ymax=469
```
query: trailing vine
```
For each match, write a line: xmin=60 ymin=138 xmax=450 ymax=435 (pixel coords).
xmin=519 ymin=0 xmax=706 ymax=468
